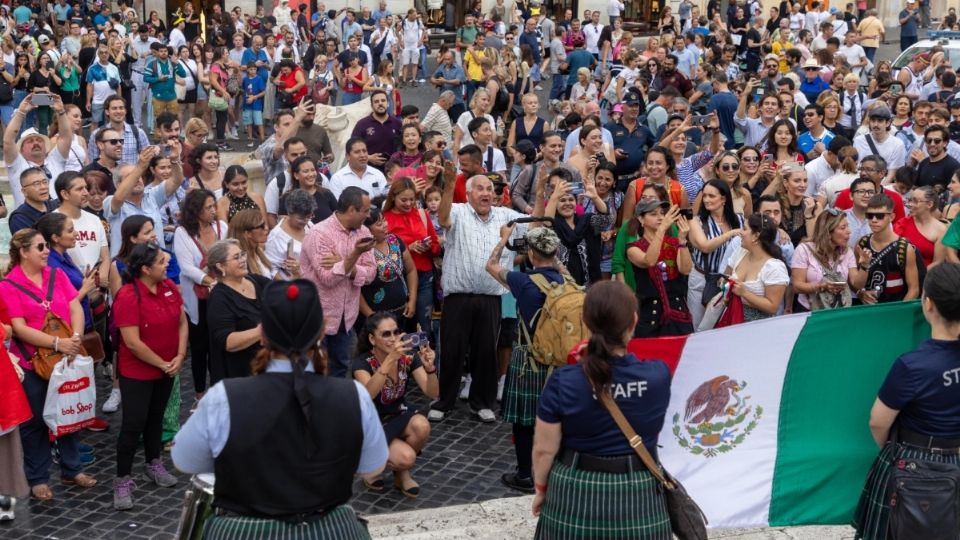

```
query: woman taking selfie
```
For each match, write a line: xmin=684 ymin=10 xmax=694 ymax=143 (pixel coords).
xmin=265 ymin=189 xmax=313 ymax=279
xmin=532 ymin=281 xmax=672 ymax=538
xmin=353 ymin=312 xmax=438 ymax=497
xmin=854 ymin=263 xmax=960 ymax=540
xmin=111 ymin=243 xmax=187 ymax=510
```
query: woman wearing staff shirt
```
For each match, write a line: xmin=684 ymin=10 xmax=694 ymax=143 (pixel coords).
xmin=111 ymin=243 xmax=187 ymax=511
xmin=0 ymin=229 xmax=92 ymax=501
xmin=532 ymin=281 xmax=673 ymax=538
xmin=854 ymin=263 xmax=960 ymax=540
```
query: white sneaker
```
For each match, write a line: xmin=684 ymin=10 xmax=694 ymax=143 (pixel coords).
xmin=497 ymin=375 xmax=505 ymax=402
xmin=102 ymin=388 xmax=121 ymax=413
xmin=459 ymin=374 xmax=472 ymax=400
xmin=427 ymin=409 xmax=445 ymax=422
xmin=476 ymin=408 xmax=496 ymax=423
xmin=227 ymin=129 xmax=239 ymax=140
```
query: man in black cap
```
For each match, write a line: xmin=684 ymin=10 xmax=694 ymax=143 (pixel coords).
xmin=173 ymin=279 xmax=387 ymax=537
xmin=605 ymin=90 xmax=653 ymax=191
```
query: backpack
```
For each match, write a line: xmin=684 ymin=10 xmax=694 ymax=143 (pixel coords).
xmin=857 ymin=235 xmax=927 ymax=289
xmin=519 ymin=273 xmax=590 ymax=370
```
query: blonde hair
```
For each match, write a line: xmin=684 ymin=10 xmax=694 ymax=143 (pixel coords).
xmin=470 ymin=88 xmax=491 ymax=112
xmin=807 ymin=211 xmax=849 ymax=269
xmin=185 ymin=117 xmax=209 ymax=135
xmin=7 ymin=229 xmax=41 ymax=274
xmin=226 ymin=209 xmax=272 ymax=276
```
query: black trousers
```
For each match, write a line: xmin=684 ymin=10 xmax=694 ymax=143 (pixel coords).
xmin=432 ymin=293 xmax=500 ymax=412
xmin=514 ymin=423 xmax=534 ymax=479
xmin=116 ymin=376 xmax=173 ymax=477
xmin=189 ymin=299 xmax=211 ymax=393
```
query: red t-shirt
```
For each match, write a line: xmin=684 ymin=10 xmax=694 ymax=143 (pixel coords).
xmin=834 ymin=186 xmax=906 ymax=223
xmin=114 ymin=278 xmax=184 ymax=381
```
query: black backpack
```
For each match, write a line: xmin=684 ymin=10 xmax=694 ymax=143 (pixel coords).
xmin=491 ymin=76 xmax=509 ymax=117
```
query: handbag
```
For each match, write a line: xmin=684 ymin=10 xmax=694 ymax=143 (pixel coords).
xmin=312 ymin=76 xmax=330 ymax=104
xmin=208 ymin=90 xmax=228 ymax=111
xmin=0 ymin=73 xmax=13 ymax=104
xmin=592 ymin=381 xmax=709 ymax=540
xmin=700 ymin=271 xmax=725 ymax=307
xmin=887 ymin=448 xmax=960 ymax=539
xmin=3 ymin=272 xmax=85 ymax=380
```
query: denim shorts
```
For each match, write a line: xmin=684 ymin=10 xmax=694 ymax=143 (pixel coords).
xmin=242 ymin=108 xmax=263 ymax=126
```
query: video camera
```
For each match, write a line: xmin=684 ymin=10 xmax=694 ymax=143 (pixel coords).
xmin=505 ymin=217 xmax=553 ymax=252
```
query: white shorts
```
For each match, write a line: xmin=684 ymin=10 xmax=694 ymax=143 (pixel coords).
xmin=401 ymin=48 xmax=420 ymax=65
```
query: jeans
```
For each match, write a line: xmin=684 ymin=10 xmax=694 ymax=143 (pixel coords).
xmin=92 ymin=102 xmax=105 ymax=126
xmin=901 ymin=35 xmax=918 ymax=52
xmin=417 ymin=47 xmax=428 ymax=80
xmin=21 ymin=369 xmax=83 ymax=485
xmin=323 ymin=322 xmax=356 ymax=378
xmin=0 ymin=103 xmax=13 ymax=129
xmin=549 ymin=73 xmax=566 ymax=100
xmin=530 ymin=63 xmax=541 ymax=83
xmin=214 ymin=109 xmax=228 ymax=142
xmin=117 ymin=376 xmax=173 ymax=476
xmin=864 ymin=47 xmax=877 ymax=63
xmin=415 ymin=271 xmax=435 ymax=344
xmin=341 ymin=91 xmax=363 ymax=106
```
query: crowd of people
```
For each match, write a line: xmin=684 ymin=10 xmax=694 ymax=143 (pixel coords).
xmin=0 ymin=0 xmax=958 ymax=538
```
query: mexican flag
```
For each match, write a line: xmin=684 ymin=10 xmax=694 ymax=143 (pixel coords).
xmin=626 ymin=302 xmax=930 ymax=528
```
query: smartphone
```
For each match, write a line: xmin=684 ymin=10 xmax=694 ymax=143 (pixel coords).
xmin=570 ymin=180 xmax=585 ymax=196
xmin=828 ymin=281 xmax=847 ymax=287
xmin=286 ymin=239 xmax=295 ymax=259
xmin=402 ymin=331 xmax=430 ymax=347
xmin=32 ymin=93 xmax=52 ymax=107
xmin=889 ymin=83 xmax=903 ymax=96
xmin=679 ymin=208 xmax=694 ymax=220
xmin=763 ymin=154 xmax=775 ymax=163
xmin=160 ymin=144 xmax=173 ymax=157
xmin=691 ymin=114 xmax=711 ymax=128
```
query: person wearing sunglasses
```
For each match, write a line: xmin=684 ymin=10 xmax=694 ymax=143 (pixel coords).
xmin=854 ymin=193 xmax=922 ymax=305
xmin=0 ymin=228 xmax=92 ymax=502
xmin=80 ymin=126 xmax=123 ymax=185
xmin=798 ymin=104 xmax=835 ymax=162
xmin=916 ymin=126 xmax=960 ymax=190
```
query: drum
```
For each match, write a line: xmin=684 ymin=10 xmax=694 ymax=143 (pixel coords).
xmin=176 ymin=473 xmax=215 ymax=540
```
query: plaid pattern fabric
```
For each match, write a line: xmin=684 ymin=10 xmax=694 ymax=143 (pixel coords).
xmin=501 ymin=343 xmax=550 ymax=427
xmin=535 ymin=460 xmax=672 ymax=540
xmin=853 ymin=443 xmax=960 ymax=540
xmin=202 ymin=505 xmax=370 ymax=540
xmin=161 ymin=373 xmax=180 ymax=443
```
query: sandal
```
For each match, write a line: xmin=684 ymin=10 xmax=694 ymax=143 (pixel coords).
xmin=62 ymin=473 xmax=97 ymax=488
xmin=394 ymin=476 xmax=420 ymax=499
xmin=362 ymin=476 xmax=385 ymax=492
xmin=31 ymin=484 xmax=53 ymax=501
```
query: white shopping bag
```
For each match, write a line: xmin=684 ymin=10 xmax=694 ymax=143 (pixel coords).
xmin=42 ymin=356 xmax=97 ymax=437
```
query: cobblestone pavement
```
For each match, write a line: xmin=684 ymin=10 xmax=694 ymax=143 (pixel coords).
xmin=1 ymin=366 xmax=522 ymax=539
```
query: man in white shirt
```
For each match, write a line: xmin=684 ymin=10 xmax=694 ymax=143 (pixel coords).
xmin=327 ymin=138 xmax=389 ymax=200
xmin=467 ymin=116 xmax=506 ymax=176
xmin=811 ymin=21 xmax=832 ymax=51
xmin=54 ymin=172 xmax=109 ymax=280
xmin=582 ymin=11 xmax=603 ymax=59
xmin=264 ymin=137 xmax=308 ymax=229
xmin=607 ymin=0 xmax=624 ymax=23
xmin=128 ymin=25 xmax=157 ymax=128
xmin=3 ymin=96 xmax=74 ymax=207
xmin=400 ymin=9 xmax=424 ymax=87
xmin=168 ymin=16 xmax=187 ymax=51
xmin=806 ymin=135 xmax=849 ymax=197
xmin=805 ymin=1 xmax=822 ymax=35
xmin=837 ymin=30 xmax=867 ymax=76
xmin=853 ymin=105 xmax=905 ymax=182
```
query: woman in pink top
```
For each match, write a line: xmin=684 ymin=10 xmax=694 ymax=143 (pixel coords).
xmin=0 ymin=229 xmax=94 ymax=501
xmin=790 ymin=210 xmax=869 ymax=312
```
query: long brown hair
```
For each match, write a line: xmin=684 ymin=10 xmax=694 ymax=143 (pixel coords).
xmin=807 ymin=210 xmax=848 ymax=269
xmin=250 ymin=346 xmax=327 ymax=375
xmin=581 ymin=281 xmax=638 ymax=399
xmin=7 ymin=229 xmax=41 ymax=274
xmin=227 ymin=209 xmax=272 ymax=276
xmin=382 ymin=177 xmax=418 ymax=213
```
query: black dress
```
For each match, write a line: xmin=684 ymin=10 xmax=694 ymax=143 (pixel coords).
xmin=630 ymin=236 xmax=693 ymax=338
xmin=207 ymin=274 xmax=270 ymax=382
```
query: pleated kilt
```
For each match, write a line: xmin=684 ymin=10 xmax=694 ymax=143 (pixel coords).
xmin=501 ymin=343 xmax=550 ymax=427
xmin=853 ymin=442 xmax=960 ymax=540
xmin=534 ymin=461 xmax=672 ymax=540
xmin=202 ymin=505 xmax=370 ymax=540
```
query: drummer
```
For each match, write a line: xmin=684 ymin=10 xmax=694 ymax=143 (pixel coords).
xmin=171 ymin=279 xmax=388 ymax=538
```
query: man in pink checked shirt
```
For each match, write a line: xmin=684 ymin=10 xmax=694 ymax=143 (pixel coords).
xmin=299 ymin=186 xmax=376 ymax=377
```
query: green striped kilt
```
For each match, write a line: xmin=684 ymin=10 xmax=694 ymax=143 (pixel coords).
xmin=852 ymin=442 xmax=960 ymax=540
xmin=501 ymin=343 xmax=551 ymax=427
xmin=202 ymin=505 xmax=370 ymax=540
xmin=534 ymin=460 xmax=672 ymax=540
xmin=162 ymin=373 xmax=181 ymax=443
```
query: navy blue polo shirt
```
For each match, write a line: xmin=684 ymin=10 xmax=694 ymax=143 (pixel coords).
xmin=538 ymin=354 xmax=671 ymax=455
xmin=604 ymin=120 xmax=653 ymax=178
xmin=878 ymin=339 xmax=960 ymax=439
xmin=506 ymin=267 xmax=564 ymax=333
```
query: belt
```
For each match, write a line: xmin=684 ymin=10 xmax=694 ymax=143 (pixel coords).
xmin=558 ymin=448 xmax=650 ymax=474
xmin=215 ymin=506 xmax=335 ymax=524
xmin=900 ymin=428 xmax=960 ymax=454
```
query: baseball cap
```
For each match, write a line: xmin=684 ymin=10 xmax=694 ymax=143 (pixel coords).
xmin=868 ymin=105 xmax=893 ymax=119
xmin=622 ymin=91 xmax=641 ymax=105
xmin=634 ymin=200 xmax=670 ymax=216
xmin=37 ymin=34 xmax=50 ymax=44
xmin=915 ymin=52 xmax=931 ymax=63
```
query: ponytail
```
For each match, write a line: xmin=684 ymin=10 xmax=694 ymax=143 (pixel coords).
xmin=579 ymin=282 xmax=639 ymax=398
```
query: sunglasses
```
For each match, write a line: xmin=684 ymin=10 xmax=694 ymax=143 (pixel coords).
xmin=719 ymin=163 xmax=740 ymax=172
xmin=28 ymin=241 xmax=47 ymax=252
xmin=804 ymin=67 xmax=819 ymax=71
xmin=866 ymin=212 xmax=890 ymax=221
xmin=925 ymin=138 xmax=943 ymax=144
xmin=249 ymin=222 xmax=267 ymax=230
xmin=102 ymin=138 xmax=123 ymax=145
xmin=379 ymin=329 xmax=403 ymax=337
xmin=803 ymin=112 xmax=818 ymax=117
xmin=824 ymin=207 xmax=842 ymax=217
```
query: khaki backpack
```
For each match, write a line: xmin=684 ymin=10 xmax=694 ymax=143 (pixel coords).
xmin=519 ymin=273 xmax=590 ymax=371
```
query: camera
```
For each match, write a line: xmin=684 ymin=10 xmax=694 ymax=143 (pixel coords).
xmin=505 ymin=217 xmax=553 ymax=252
xmin=691 ymin=114 xmax=712 ymax=128
xmin=402 ymin=332 xmax=430 ymax=347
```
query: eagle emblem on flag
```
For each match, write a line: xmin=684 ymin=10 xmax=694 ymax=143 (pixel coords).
xmin=672 ymin=375 xmax=762 ymax=457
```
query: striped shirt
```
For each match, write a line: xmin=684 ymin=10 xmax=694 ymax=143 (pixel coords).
xmin=692 ymin=214 xmax=744 ymax=274
xmin=441 ymin=203 xmax=525 ymax=296
xmin=676 ymin=150 xmax=714 ymax=204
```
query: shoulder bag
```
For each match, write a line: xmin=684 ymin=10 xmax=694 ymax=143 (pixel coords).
xmin=591 ymin=372 xmax=709 ymax=540
xmin=3 ymin=272 xmax=87 ymax=380
xmin=191 ymin=222 xmax=220 ymax=301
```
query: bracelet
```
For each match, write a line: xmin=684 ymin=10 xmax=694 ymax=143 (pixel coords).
xmin=535 ymin=482 xmax=548 ymax=493
xmin=53 ymin=336 xmax=59 ymax=352
xmin=677 ymin=242 xmax=688 ymax=248
xmin=424 ymin=367 xmax=437 ymax=374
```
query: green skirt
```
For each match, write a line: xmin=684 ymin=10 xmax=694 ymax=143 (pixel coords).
xmin=501 ymin=343 xmax=551 ymax=427
xmin=535 ymin=460 xmax=672 ymax=540
xmin=202 ymin=505 xmax=370 ymax=540
xmin=853 ymin=442 xmax=960 ymax=540
xmin=161 ymin=373 xmax=181 ymax=443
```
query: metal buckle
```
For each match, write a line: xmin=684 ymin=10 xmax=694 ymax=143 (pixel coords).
xmin=629 ymin=435 xmax=642 ymax=448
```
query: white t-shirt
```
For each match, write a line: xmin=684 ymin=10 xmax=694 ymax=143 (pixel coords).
xmin=264 ymin=171 xmax=293 ymax=215
xmin=401 ymin=19 xmax=422 ymax=49
xmin=264 ymin=218 xmax=313 ymax=276
xmin=6 ymin=152 xmax=66 ymax=208
xmin=58 ymin=208 xmax=107 ymax=269
xmin=838 ymin=44 xmax=866 ymax=74
xmin=455 ymin=111 xmax=496 ymax=149
xmin=853 ymin=133 xmax=906 ymax=171
xmin=476 ymin=144 xmax=507 ymax=174
xmin=726 ymin=248 xmax=790 ymax=299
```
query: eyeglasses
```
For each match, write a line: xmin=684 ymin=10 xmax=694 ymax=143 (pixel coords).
xmin=102 ymin=138 xmax=123 ymax=145
xmin=719 ymin=163 xmax=740 ymax=171
xmin=379 ymin=329 xmax=403 ymax=337
xmin=925 ymin=138 xmax=944 ymax=144
xmin=866 ymin=212 xmax=890 ymax=221
xmin=28 ymin=241 xmax=47 ymax=252
xmin=228 ymin=251 xmax=248 ymax=261
xmin=21 ymin=179 xmax=45 ymax=189
xmin=852 ymin=189 xmax=877 ymax=196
